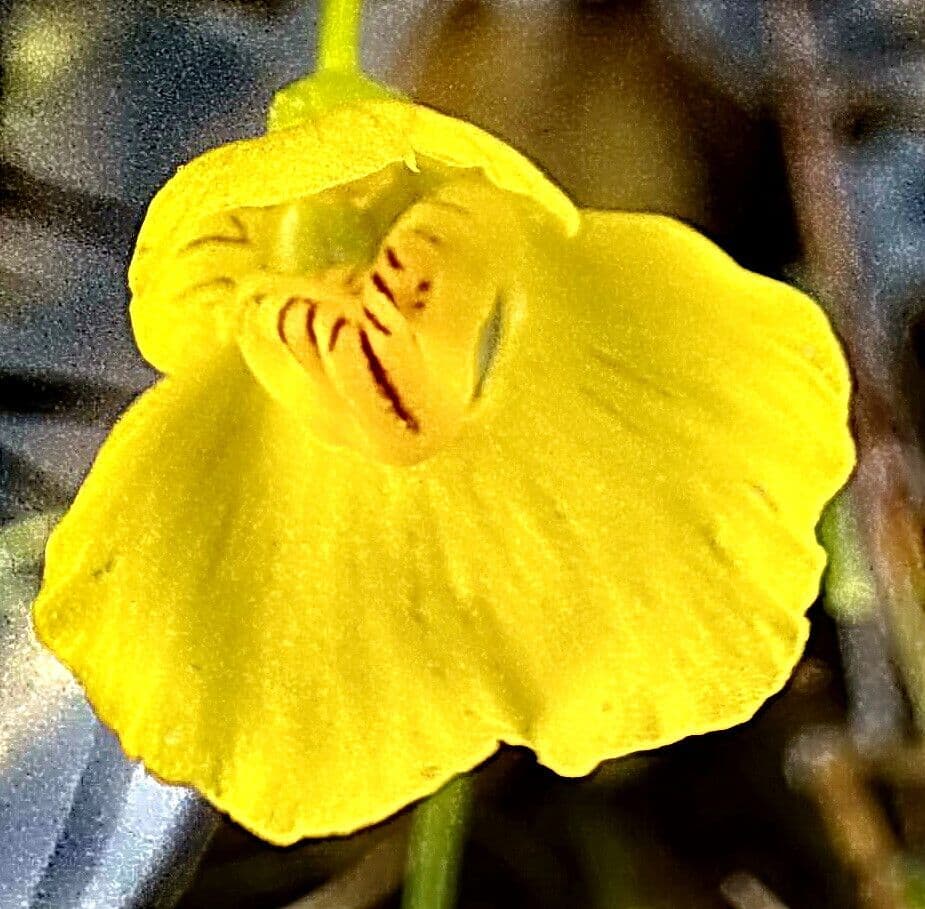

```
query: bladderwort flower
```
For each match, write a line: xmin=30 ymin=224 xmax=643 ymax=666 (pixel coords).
xmin=32 ymin=4 xmax=853 ymax=847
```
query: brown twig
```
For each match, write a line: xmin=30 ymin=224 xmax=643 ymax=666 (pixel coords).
xmin=769 ymin=1 xmax=925 ymax=733
xmin=283 ymin=822 xmax=410 ymax=909
xmin=788 ymin=730 xmax=905 ymax=909
xmin=720 ymin=871 xmax=790 ymax=909
xmin=768 ymin=3 xmax=925 ymax=906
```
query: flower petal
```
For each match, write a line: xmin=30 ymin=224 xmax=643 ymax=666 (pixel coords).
xmin=472 ymin=209 xmax=855 ymax=774
xmin=129 ymin=101 xmax=575 ymax=376
xmin=34 ymin=350 xmax=518 ymax=843
xmin=35 ymin=212 xmax=853 ymax=844
xmin=129 ymin=98 xmax=576 ymax=295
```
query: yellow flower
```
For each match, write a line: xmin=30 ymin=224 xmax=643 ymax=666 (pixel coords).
xmin=33 ymin=99 xmax=854 ymax=845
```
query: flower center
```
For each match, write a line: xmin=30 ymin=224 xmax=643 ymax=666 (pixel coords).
xmin=234 ymin=170 xmax=527 ymax=466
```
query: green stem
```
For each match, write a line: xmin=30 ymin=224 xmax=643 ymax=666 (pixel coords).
xmin=401 ymin=775 xmax=473 ymax=909
xmin=317 ymin=0 xmax=364 ymax=73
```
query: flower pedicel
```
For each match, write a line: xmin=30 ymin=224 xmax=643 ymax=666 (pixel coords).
xmin=33 ymin=13 xmax=853 ymax=846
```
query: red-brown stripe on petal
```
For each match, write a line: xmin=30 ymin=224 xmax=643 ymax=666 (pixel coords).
xmin=358 ymin=329 xmax=419 ymax=432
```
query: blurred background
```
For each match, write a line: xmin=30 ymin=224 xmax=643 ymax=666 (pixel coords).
xmin=1 ymin=0 xmax=925 ymax=906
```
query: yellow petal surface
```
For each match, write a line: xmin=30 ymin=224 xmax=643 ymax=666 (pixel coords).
xmin=35 ymin=212 xmax=853 ymax=844
xmin=129 ymin=101 xmax=576 ymax=376
xmin=131 ymin=100 xmax=578 ymax=262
